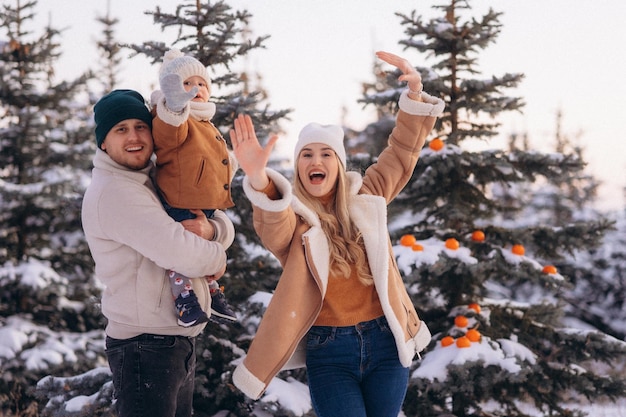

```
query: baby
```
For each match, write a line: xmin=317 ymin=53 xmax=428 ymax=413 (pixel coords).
xmin=151 ymin=49 xmax=237 ymax=327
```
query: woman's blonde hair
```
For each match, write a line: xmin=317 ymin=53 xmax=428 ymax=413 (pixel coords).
xmin=294 ymin=155 xmax=374 ymax=286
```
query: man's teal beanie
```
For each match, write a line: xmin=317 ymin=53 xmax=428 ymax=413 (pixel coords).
xmin=94 ymin=89 xmax=153 ymax=149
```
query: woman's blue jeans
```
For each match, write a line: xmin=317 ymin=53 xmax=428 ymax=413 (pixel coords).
xmin=105 ymin=334 xmax=196 ymax=417
xmin=305 ymin=316 xmax=410 ymax=417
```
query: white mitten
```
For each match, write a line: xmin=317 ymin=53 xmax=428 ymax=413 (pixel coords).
xmin=160 ymin=73 xmax=198 ymax=112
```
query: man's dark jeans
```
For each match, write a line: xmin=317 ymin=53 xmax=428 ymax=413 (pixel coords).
xmin=105 ymin=334 xmax=196 ymax=417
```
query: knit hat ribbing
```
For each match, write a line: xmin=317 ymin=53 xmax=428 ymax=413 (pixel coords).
xmin=159 ymin=48 xmax=211 ymax=87
xmin=294 ymin=123 xmax=346 ymax=168
xmin=94 ymin=89 xmax=152 ymax=149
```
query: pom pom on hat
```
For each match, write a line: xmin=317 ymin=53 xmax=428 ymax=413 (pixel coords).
xmin=159 ymin=48 xmax=211 ymax=87
xmin=94 ymin=89 xmax=152 ymax=149
xmin=294 ymin=123 xmax=346 ymax=168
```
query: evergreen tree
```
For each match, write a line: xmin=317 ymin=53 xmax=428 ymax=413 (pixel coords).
xmin=527 ymin=109 xmax=599 ymax=225
xmin=558 ymin=193 xmax=626 ymax=343
xmin=126 ymin=0 xmax=291 ymax=286
xmin=498 ymin=113 xmax=624 ymax=343
xmin=563 ymin=209 xmax=626 ymax=342
xmin=32 ymin=5 xmax=146 ymax=416
xmin=497 ymin=109 xmax=601 ymax=229
xmin=94 ymin=0 xmax=122 ymax=93
xmin=351 ymin=1 xmax=625 ymax=416
xmin=124 ymin=2 xmax=293 ymax=414
xmin=35 ymin=1 xmax=293 ymax=416
xmin=0 ymin=0 xmax=102 ymax=414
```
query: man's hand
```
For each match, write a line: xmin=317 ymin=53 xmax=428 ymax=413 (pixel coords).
xmin=181 ymin=209 xmax=215 ymax=240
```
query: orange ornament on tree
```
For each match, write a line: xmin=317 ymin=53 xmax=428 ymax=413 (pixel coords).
xmin=454 ymin=315 xmax=469 ymax=328
xmin=466 ymin=328 xmax=481 ymax=342
xmin=445 ymin=238 xmax=460 ymax=250
xmin=400 ymin=234 xmax=416 ymax=247
xmin=456 ymin=336 xmax=471 ymax=348
xmin=412 ymin=243 xmax=424 ymax=252
xmin=471 ymin=230 xmax=485 ymax=242
xmin=468 ymin=303 xmax=481 ymax=314
xmin=441 ymin=336 xmax=455 ymax=347
xmin=542 ymin=265 xmax=558 ymax=274
xmin=429 ymin=137 xmax=444 ymax=151
xmin=511 ymin=244 xmax=525 ymax=256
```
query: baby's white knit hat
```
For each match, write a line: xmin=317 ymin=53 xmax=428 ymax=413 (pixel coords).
xmin=294 ymin=123 xmax=346 ymax=168
xmin=159 ymin=48 xmax=211 ymax=86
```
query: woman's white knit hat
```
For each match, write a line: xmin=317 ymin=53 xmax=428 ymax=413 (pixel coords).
xmin=159 ymin=48 xmax=211 ymax=86
xmin=294 ymin=123 xmax=346 ymax=168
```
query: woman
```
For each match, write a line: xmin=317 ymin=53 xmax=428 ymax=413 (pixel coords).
xmin=230 ymin=51 xmax=444 ymax=417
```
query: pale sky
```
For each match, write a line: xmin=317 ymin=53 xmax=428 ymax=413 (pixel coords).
xmin=37 ymin=0 xmax=626 ymax=211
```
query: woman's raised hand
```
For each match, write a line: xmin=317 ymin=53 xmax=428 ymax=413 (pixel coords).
xmin=376 ymin=51 xmax=423 ymax=100
xmin=230 ymin=114 xmax=277 ymax=190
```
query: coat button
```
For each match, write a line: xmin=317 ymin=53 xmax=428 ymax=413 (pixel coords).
xmin=222 ymin=159 xmax=229 ymax=165
xmin=223 ymin=184 xmax=229 ymax=190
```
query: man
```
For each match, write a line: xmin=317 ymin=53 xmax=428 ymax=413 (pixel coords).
xmin=81 ymin=89 xmax=234 ymax=417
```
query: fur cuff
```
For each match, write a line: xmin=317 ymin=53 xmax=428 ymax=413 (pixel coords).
xmin=242 ymin=168 xmax=292 ymax=212
xmin=400 ymin=320 xmax=432 ymax=366
xmin=414 ymin=320 xmax=432 ymax=352
xmin=208 ymin=210 xmax=235 ymax=250
xmin=232 ymin=363 xmax=266 ymax=400
xmin=399 ymin=90 xmax=445 ymax=117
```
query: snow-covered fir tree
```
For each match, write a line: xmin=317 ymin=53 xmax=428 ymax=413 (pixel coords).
xmin=31 ymin=6 xmax=136 ymax=417
xmin=517 ymin=109 xmax=600 ymax=226
xmin=496 ymin=111 xmax=626 ymax=342
xmin=124 ymin=2 xmax=294 ymax=414
xmin=351 ymin=1 xmax=625 ymax=416
xmin=34 ymin=1 xmax=294 ymax=416
xmin=0 ymin=0 xmax=104 ymax=414
xmin=94 ymin=0 xmax=122 ymax=93
xmin=563 ymin=205 xmax=626 ymax=344
xmin=3 ymin=0 xmax=625 ymax=416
